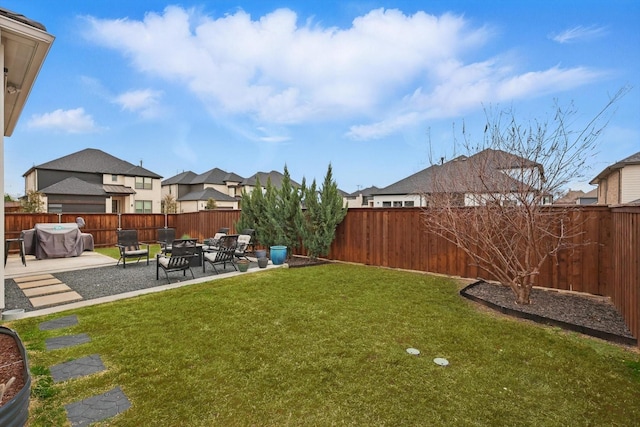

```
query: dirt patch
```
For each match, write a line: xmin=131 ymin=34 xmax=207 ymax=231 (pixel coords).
xmin=462 ymin=281 xmax=635 ymax=346
xmin=0 ymin=333 xmax=25 ymax=406
xmin=286 ymin=256 xmax=331 ymax=268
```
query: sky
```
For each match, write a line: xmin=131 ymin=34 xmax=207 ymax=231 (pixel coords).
xmin=2 ymin=0 xmax=639 ymax=197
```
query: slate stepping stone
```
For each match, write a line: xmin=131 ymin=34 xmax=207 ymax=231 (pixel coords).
xmin=39 ymin=314 xmax=79 ymax=330
xmin=51 ymin=354 xmax=106 ymax=383
xmin=65 ymin=386 xmax=131 ymax=427
xmin=46 ymin=333 xmax=91 ymax=350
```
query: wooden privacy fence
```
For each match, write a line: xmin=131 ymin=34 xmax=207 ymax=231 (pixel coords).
xmin=4 ymin=206 xmax=639 ymax=342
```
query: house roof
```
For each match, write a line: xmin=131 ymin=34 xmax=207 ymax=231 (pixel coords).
xmin=39 ymin=177 xmax=107 ymax=196
xmin=0 ymin=7 xmax=46 ymax=30
xmin=178 ymin=187 xmax=237 ymax=202
xmin=190 ymin=168 xmax=244 ymax=185
xmin=376 ymin=149 xmax=539 ymax=196
xmin=161 ymin=171 xmax=198 ymax=185
xmin=1 ymin=7 xmax=54 ymax=136
xmin=590 ymin=151 xmax=640 ymax=184
xmin=348 ymin=186 xmax=380 ymax=197
xmin=103 ymin=184 xmax=136 ymax=195
xmin=241 ymin=170 xmax=300 ymax=188
xmin=554 ymin=189 xmax=586 ymax=205
xmin=24 ymin=148 xmax=162 ymax=179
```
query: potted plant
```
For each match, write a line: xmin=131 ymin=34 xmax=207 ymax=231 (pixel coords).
xmin=269 ymin=246 xmax=287 ymax=265
xmin=236 ymin=259 xmax=250 ymax=272
xmin=257 ymin=257 xmax=269 ymax=268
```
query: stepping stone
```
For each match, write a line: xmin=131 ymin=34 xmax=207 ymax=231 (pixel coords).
xmin=17 ymin=277 xmax=62 ymax=289
xmin=51 ymin=354 xmax=106 ymax=383
xmin=40 ymin=315 xmax=79 ymax=330
xmin=13 ymin=274 xmax=55 ymax=283
xmin=65 ymin=386 xmax=131 ymax=427
xmin=46 ymin=333 xmax=91 ymax=351
xmin=30 ymin=291 xmax=83 ymax=308
xmin=23 ymin=283 xmax=72 ymax=297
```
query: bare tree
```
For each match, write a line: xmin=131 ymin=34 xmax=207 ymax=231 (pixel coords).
xmin=422 ymin=88 xmax=629 ymax=304
xmin=21 ymin=189 xmax=44 ymax=213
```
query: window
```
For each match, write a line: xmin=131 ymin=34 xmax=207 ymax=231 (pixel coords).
xmin=393 ymin=201 xmax=402 ymax=207
xmin=382 ymin=201 xmax=391 ymax=207
xmin=135 ymin=177 xmax=152 ymax=190
xmin=48 ymin=203 xmax=62 ymax=213
xmin=135 ymin=200 xmax=152 ymax=213
xmin=404 ymin=201 xmax=414 ymax=207
xmin=111 ymin=174 xmax=117 ymax=182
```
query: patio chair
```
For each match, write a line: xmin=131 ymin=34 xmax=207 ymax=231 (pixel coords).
xmin=235 ymin=234 xmax=252 ymax=260
xmin=156 ymin=239 xmax=197 ymax=283
xmin=116 ymin=230 xmax=150 ymax=268
xmin=157 ymin=228 xmax=176 ymax=254
xmin=203 ymin=234 xmax=238 ymax=274
xmin=202 ymin=232 xmax=226 ymax=251
xmin=240 ymin=228 xmax=255 ymax=253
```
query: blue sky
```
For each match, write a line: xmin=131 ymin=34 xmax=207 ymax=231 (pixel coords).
xmin=2 ymin=0 xmax=639 ymax=197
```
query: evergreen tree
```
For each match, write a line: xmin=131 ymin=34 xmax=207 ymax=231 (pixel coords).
xmin=273 ymin=165 xmax=303 ymax=255
xmin=299 ymin=164 xmax=347 ymax=259
xmin=260 ymin=177 xmax=280 ymax=250
xmin=235 ymin=187 xmax=256 ymax=234
xmin=205 ymin=198 xmax=217 ymax=210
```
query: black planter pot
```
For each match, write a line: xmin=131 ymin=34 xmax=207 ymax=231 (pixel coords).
xmin=0 ymin=327 xmax=31 ymax=427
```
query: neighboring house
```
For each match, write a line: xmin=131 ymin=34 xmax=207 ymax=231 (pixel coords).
xmin=554 ymin=188 xmax=597 ymax=205
xmin=590 ymin=151 xmax=640 ymax=205
xmin=344 ymin=186 xmax=380 ymax=208
xmin=372 ymin=149 xmax=548 ymax=208
xmin=240 ymin=170 xmax=301 ymax=194
xmin=162 ymin=169 xmax=303 ymax=213
xmin=161 ymin=168 xmax=243 ymax=212
xmin=23 ymin=148 xmax=163 ymax=213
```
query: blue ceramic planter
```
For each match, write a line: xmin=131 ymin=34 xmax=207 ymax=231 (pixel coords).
xmin=270 ymin=246 xmax=287 ymax=265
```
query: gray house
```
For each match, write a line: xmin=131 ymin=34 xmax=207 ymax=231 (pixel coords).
xmin=161 ymin=168 xmax=244 ymax=212
xmin=372 ymin=149 xmax=546 ymax=207
xmin=23 ymin=148 xmax=163 ymax=213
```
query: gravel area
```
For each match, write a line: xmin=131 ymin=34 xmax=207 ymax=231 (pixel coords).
xmin=463 ymin=281 xmax=635 ymax=342
xmin=3 ymin=260 xmax=254 ymax=313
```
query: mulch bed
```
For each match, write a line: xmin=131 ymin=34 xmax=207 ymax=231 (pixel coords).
xmin=461 ymin=280 xmax=636 ymax=346
xmin=286 ymin=256 xmax=331 ymax=268
xmin=0 ymin=332 xmax=25 ymax=406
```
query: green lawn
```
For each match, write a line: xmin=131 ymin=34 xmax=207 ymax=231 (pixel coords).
xmin=9 ymin=264 xmax=640 ymax=426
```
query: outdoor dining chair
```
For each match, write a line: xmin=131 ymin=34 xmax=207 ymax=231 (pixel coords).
xmin=156 ymin=238 xmax=197 ymax=283
xmin=157 ymin=228 xmax=176 ymax=254
xmin=202 ymin=232 xmax=226 ymax=251
xmin=116 ymin=229 xmax=150 ymax=268
xmin=203 ymin=234 xmax=238 ymax=274
xmin=234 ymin=234 xmax=252 ymax=260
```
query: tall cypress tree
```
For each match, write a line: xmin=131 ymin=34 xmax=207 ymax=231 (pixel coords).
xmin=268 ymin=165 xmax=302 ymax=257
xmin=300 ymin=164 xmax=347 ymax=259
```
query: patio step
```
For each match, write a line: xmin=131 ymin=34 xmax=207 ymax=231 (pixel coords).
xmin=14 ymin=273 xmax=83 ymax=308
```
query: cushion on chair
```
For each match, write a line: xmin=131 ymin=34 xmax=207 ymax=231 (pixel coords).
xmin=124 ymin=249 xmax=148 ymax=256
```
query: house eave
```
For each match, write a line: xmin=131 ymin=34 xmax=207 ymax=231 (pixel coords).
xmin=1 ymin=10 xmax=54 ymax=136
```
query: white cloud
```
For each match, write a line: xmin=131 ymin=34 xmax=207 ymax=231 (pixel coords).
xmin=113 ymin=89 xmax=164 ymax=118
xmin=27 ymin=108 xmax=100 ymax=133
xmin=84 ymin=6 xmax=607 ymax=141
xmin=550 ymin=25 xmax=607 ymax=44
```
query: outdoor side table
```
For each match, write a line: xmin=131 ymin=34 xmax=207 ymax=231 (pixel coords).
xmin=5 ymin=237 xmax=26 ymax=267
